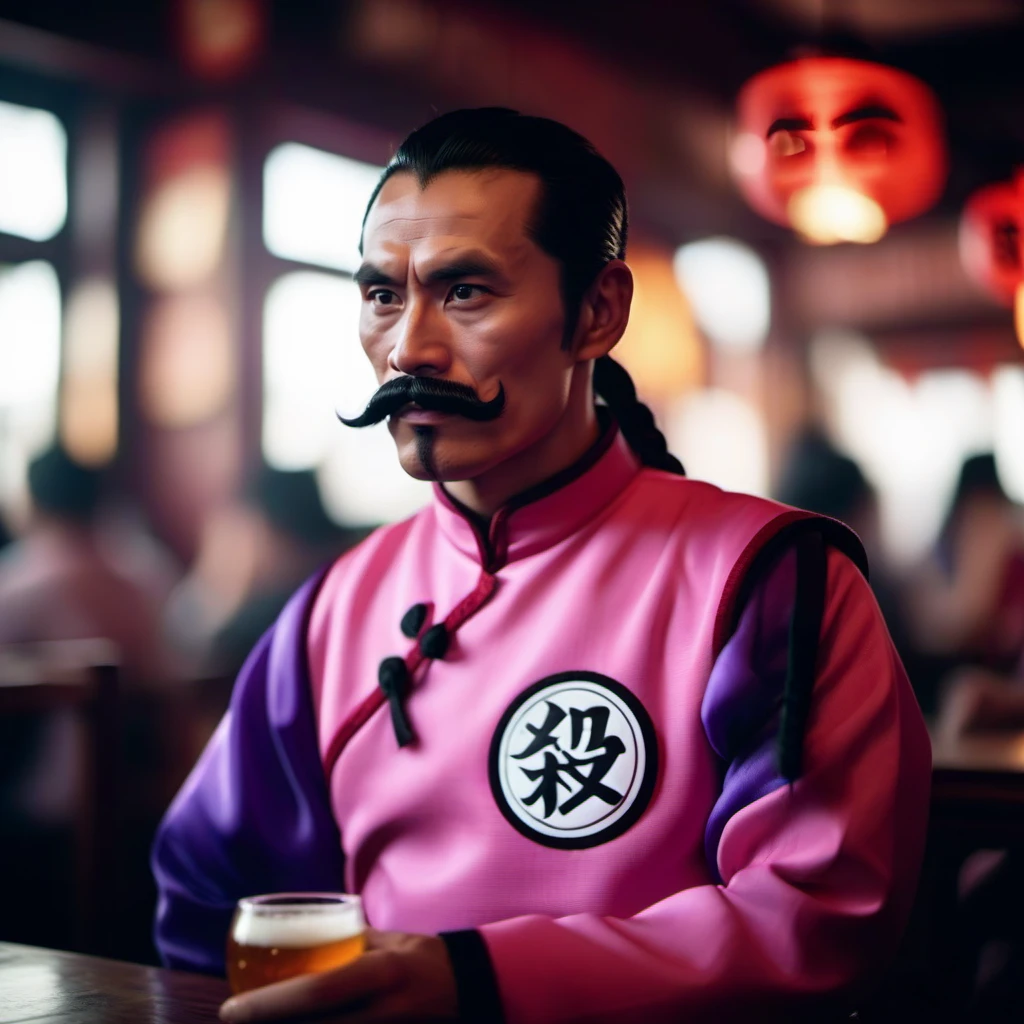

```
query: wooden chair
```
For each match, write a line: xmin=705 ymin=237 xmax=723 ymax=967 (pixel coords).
xmin=0 ymin=640 xmax=120 ymax=956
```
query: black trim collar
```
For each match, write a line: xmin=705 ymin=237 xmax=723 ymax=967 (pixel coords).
xmin=436 ymin=409 xmax=622 ymax=572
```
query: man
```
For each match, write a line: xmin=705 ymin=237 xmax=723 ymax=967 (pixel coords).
xmin=153 ymin=108 xmax=930 ymax=1023
xmin=0 ymin=445 xmax=167 ymax=680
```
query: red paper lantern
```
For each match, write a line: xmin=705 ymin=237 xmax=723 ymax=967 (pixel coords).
xmin=732 ymin=57 xmax=947 ymax=244
xmin=959 ymin=178 xmax=1023 ymax=305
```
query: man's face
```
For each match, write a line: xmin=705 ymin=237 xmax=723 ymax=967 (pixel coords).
xmin=356 ymin=168 xmax=576 ymax=483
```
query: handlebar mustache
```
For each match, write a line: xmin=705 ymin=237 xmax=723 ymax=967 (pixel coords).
xmin=338 ymin=376 xmax=506 ymax=428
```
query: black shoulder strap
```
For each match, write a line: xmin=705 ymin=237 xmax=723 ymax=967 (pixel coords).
xmin=724 ymin=515 xmax=867 ymax=783
xmin=778 ymin=529 xmax=829 ymax=782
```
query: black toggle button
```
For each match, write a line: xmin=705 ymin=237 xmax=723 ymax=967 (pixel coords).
xmin=419 ymin=623 xmax=449 ymax=660
xmin=378 ymin=656 xmax=415 ymax=747
xmin=401 ymin=602 xmax=429 ymax=639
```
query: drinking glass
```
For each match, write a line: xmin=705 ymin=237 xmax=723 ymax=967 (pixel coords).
xmin=226 ymin=892 xmax=366 ymax=995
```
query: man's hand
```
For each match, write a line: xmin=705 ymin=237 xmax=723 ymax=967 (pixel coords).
xmin=218 ymin=929 xmax=459 ymax=1023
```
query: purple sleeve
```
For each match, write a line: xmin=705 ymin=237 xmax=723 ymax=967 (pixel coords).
xmin=151 ymin=572 xmax=345 ymax=974
xmin=702 ymin=546 xmax=797 ymax=881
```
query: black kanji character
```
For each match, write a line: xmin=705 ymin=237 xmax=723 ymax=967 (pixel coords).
xmin=520 ymin=751 xmax=573 ymax=818
xmin=512 ymin=701 xmax=566 ymax=760
xmin=516 ymin=702 xmax=626 ymax=819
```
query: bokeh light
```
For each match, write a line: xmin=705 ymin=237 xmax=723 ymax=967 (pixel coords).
xmin=673 ymin=237 xmax=770 ymax=353
xmin=0 ymin=260 xmax=62 ymax=511
xmin=136 ymin=165 xmax=232 ymax=291
xmin=787 ymin=185 xmax=889 ymax=246
xmin=666 ymin=388 xmax=769 ymax=496
xmin=0 ymin=100 xmax=67 ymax=242
xmin=811 ymin=330 xmax=998 ymax=564
xmin=139 ymin=294 xmax=235 ymax=427
xmin=263 ymin=144 xmax=383 ymax=273
xmin=617 ymin=243 xmax=703 ymax=401
xmin=262 ymin=270 xmax=429 ymax=524
xmin=61 ymin=278 xmax=120 ymax=466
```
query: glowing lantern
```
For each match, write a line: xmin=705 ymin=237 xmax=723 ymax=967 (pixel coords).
xmin=732 ymin=57 xmax=947 ymax=245
xmin=959 ymin=178 xmax=1023 ymax=305
xmin=959 ymin=176 xmax=1024 ymax=351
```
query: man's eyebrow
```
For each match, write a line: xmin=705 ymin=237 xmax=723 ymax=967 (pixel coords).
xmin=831 ymin=104 xmax=902 ymax=130
xmin=766 ymin=116 xmax=814 ymax=137
xmin=422 ymin=255 xmax=504 ymax=286
xmin=353 ymin=262 xmax=398 ymax=287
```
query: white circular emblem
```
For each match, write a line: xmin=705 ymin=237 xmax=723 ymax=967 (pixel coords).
xmin=489 ymin=673 xmax=658 ymax=849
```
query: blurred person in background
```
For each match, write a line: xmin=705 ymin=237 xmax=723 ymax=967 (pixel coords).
xmin=774 ymin=428 xmax=927 ymax=708
xmin=911 ymin=453 xmax=1024 ymax=673
xmin=153 ymin=108 xmax=929 ymax=1023
xmin=0 ymin=445 xmax=168 ymax=678
xmin=164 ymin=464 xmax=361 ymax=687
xmin=0 ymin=444 xmax=171 ymax=954
xmin=907 ymin=453 xmax=1024 ymax=738
xmin=914 ymin=455 xmax=1024 ymax=1024
xmin=209 ymin=465 xmax=363 ymax=678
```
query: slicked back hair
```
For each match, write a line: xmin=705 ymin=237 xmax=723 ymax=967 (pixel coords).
xmin=362 ymin=107 xmax=683 ymax=476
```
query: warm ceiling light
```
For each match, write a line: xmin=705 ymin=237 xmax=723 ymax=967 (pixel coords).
xmin=139 ymin=294 xmax=234 ymax=427
xmin=787 ymin=184 xmax=888 ymax=245
xmin=60 ymin=278 xmax=119 ymax=465
xmin=136 ymin=165 xmax=231 ymax=291
xmin=176 ymin=0 xmax=265 ymax=79
xmin=616 ymin=243 xmax=703 ymax=401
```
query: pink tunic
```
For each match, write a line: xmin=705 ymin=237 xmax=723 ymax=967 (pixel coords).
xmin=303 ymin=428 xmax=931 ymax=1022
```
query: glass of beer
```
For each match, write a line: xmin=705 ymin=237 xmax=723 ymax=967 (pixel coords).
xmin=226 ymin=892 xmax=366 ymax=995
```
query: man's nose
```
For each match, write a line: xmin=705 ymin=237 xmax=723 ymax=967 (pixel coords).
xmin=387 ymin=297 xmax=453 ymax=377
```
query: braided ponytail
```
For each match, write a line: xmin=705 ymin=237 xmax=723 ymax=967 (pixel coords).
xmin=594 ymin=355 xmax=685 ymax=476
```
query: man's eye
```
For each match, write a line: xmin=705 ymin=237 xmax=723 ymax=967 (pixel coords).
xmin=369 ymin=289 xmax=397 ymax=305
xmin=449 ymin=284 xmax=483 ymax=302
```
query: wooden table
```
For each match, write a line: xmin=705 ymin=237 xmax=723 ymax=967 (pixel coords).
xmin=0 ymin=942 xmax=229 ymax=1023
xmin=920 ymin=731 xmax=1024 ymax=1009
xmin=930 ymin=729 xmax=1024 ymax=846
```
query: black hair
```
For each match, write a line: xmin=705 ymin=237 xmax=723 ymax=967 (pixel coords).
xmin=936 ymin=452 xmax=1011 ymax=572
xmin=363 ymin=107 xmax=684 ymax=476
xmin=248 ymin=464 xmax=346 ymax=546
xmin=27 ymin=445 xmax=102 ymax=523
xmin=775 ymin=429 xmax=872 ymax=524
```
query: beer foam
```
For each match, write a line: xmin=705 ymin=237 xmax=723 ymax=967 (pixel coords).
xmin=233 ymin=905 xmax=365 ymax=949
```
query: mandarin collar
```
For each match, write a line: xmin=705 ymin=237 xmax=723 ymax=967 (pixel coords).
xmin=431 ymin=420 xmax=640 ymax=572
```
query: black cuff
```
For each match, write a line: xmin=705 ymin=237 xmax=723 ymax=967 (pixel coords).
xmin=439 ymin=928 xmax=505 ymax=1024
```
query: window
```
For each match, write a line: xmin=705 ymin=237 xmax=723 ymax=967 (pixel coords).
xmin=0 ymin=100 xmax=67 ymax=242
xmin=0 ymin=260 xmax=62 ymax=508
xmin=261 ymin=143 xmax=429 ymax=525
xmin=0 ymin=97 xmax=71 ymax=516
xmin=674 ymin=237 xmax=770 ymax=353
xmin=264 ymin=143 xmax=383 ymax=274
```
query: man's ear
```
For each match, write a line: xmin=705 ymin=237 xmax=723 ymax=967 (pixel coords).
xmin=571 ymin=260 xmax=633 ymax=363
